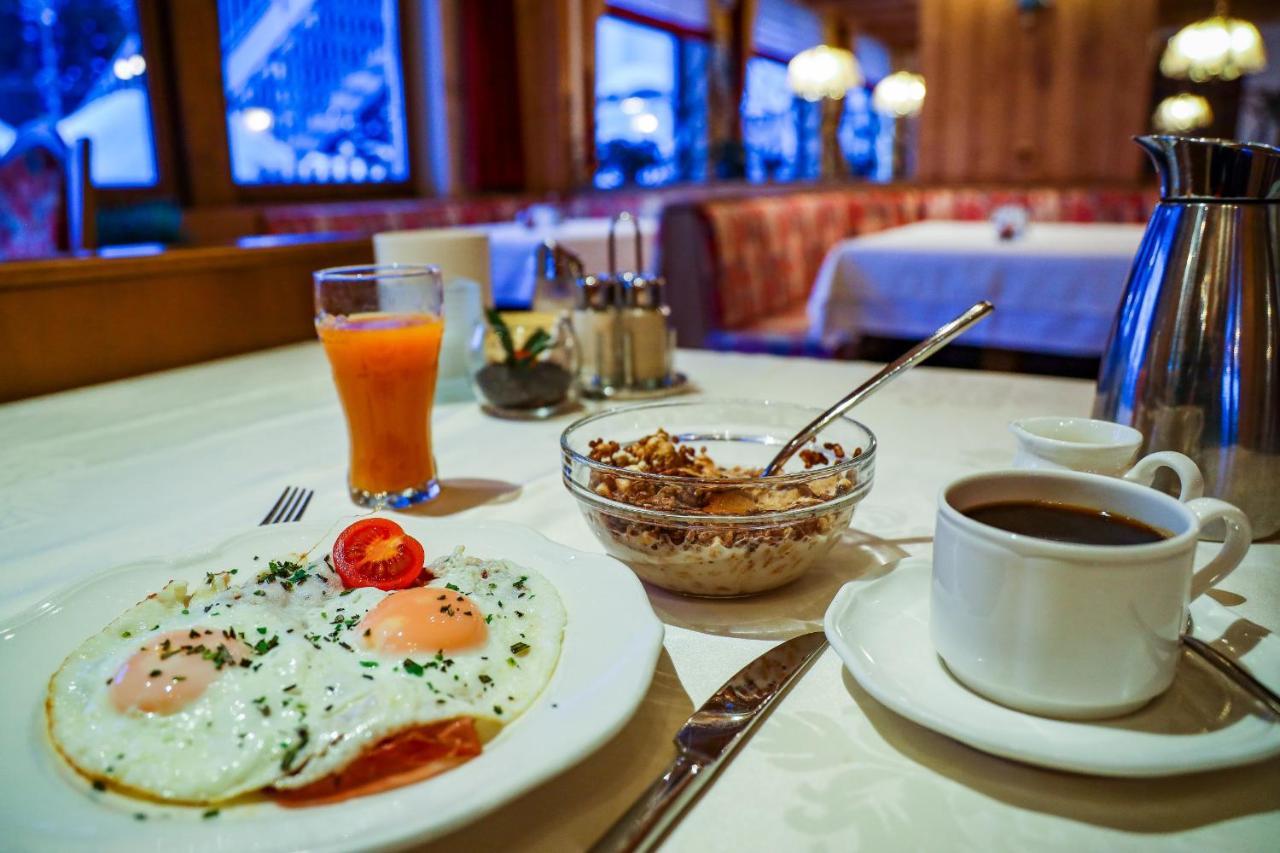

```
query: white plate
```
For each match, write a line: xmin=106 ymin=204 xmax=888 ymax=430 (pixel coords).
xmin=0 ymin=517 xmax=664 ymax=852
xmin=823 ymin=557 xmax=1280 ymax=777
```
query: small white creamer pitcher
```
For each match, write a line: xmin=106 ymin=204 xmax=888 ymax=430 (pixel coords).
xmin=1009 ymin=416 xmax=1204 ymax=501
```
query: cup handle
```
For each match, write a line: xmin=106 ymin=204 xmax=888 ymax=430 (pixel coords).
xmin=1122 ymin=451 xmax=1205 ymax=501
xmin=1184 ymin=497 xmax=1252 ymax=599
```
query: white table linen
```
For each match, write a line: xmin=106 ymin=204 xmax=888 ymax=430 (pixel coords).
xmin=486 ymin=216 xmax=659 ymax=307
xmin=807 ymin=221 xmax=1146 ymax=356
xmin=2 ymin=345 xmax=1276 ymax=851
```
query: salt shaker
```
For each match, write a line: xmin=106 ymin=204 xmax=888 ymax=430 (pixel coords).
xmin=621 ymin=275 xmax=672 ymax=387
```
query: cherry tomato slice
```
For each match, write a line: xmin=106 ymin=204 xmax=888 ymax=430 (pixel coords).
xmin=332 ymin=518 xmax=425 ymax=590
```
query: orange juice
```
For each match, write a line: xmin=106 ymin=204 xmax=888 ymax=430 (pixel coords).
xmin=318 ymin=312 xmax=445 ymax=496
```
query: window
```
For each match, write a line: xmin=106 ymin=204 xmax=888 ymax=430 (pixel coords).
xmin=0 ymin=0 xmax=158 ymax=187
xmin=217 ymin=0 xmax=410 ymax=186
xmin=839 ymin=86 xmax=890 ymax=181
xmin=594 ymin=16 xmax=678 ymax=189
xmin=742 ymin=57 xmax=819 ymax=182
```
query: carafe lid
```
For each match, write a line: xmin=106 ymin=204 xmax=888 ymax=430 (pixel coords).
xmin=1137 ymin=135 xmax=1280 ymax=201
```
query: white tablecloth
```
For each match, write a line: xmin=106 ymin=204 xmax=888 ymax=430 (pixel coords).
xmin=807 ymin=221 xmax=1147 ymax=357
xmin=2 ymin=346 xmax=1277 ymax=851
xmin=486 ymin=217 xmax=659 ymax=307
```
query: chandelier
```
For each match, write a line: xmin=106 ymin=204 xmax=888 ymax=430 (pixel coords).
xmin=872 ymin=72 xmax=927 ymax=117
xmin=1160 ymin=4 xmax=1267 ymax=82
xmin=787 ymin=46 xmax=863 ymax=102
xmin=1152 ymin=94 xmax=1215 ymax=133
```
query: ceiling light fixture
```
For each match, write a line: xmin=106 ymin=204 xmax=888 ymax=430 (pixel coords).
xmin=872 ymin=71 xmax=927 ymax=117
xmin=787 ymin=45 xmax=863 ymax=102
xmin=1160 ymin=2 xmax=1267 ymax=82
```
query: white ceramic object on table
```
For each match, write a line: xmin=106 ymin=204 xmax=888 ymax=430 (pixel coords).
xmin=824 ymin=558 xmax=1280 ymax=777
xmin=1009 ymin=416 xmax=1204 ymax=500
xmin=0 ymin=518 xmax=664 ymax=853
xmin=932 ymin=469 xmax=1251 ymax=720
xmin=373 ymin=228 xmax=492 ymax=300
xmin=374 ymin=228 xmax=492 ymax=403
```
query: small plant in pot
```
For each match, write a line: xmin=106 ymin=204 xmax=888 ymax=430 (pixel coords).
xmin=472 ymin=309 xmax=577 ymax=418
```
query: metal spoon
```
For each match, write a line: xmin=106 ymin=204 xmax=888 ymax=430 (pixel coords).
xmin=762 ymin=301 xmax=995 ymax=477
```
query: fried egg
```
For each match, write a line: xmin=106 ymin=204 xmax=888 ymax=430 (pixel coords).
xmin=46 ymin=548 xmax=565 ymax=805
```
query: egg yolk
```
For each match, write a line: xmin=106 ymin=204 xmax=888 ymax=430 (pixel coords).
xmin=358 ymin=588 xmax=487 ymax=655
xmin=110 ymin=629 xmax=252 ymax=715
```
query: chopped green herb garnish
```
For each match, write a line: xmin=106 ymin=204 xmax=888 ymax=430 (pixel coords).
xmin=510 ymin=642 xmax=530 ymax=657
xmin=202 ymin=809 xmax=219 ymax=819
xmin=280 ymin=728 xmax=310 ymax=771
xmin=403 ymin=658 xmax=424 ymax=676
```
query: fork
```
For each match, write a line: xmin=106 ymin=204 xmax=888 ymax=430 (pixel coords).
xmin=260 ymin=486 xmax=314 ymax=526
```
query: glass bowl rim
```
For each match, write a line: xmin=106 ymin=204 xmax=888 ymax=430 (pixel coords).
xmin=559 ymin=398 xmax=878 ymax=489
xmin=314 ymin=263 xmax=442 ymax=282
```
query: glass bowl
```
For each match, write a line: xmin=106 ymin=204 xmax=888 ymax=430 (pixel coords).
xmin=560 ymin=400 xmax=876 ymax=596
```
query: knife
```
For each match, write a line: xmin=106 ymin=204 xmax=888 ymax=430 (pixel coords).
xmin=589 ymin=631 xmax=828 ymax=853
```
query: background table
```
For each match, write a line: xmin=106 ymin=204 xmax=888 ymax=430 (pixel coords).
xmin=486 ymin=216 xmax=659 ymax=308
xmin=807 ymin=221 xmax=1146 ymax=356
xmin=2 ymin=346 xmax=1276 ymax=851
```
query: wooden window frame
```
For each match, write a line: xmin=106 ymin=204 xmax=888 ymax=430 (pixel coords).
xmin=137 ymin=0 xmax=422 ymax=209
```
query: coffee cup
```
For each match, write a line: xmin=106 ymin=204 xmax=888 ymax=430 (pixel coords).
xmin=931 ymin=469 xmax=1251 ymax=719
xmin=1009 ymin=416 xmax=1204 ymax=501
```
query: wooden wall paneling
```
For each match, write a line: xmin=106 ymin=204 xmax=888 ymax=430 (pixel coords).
xmin=915 ymin=0 xmax=943 ymax=180
xmin=1009 ymin=4 xmax=1046 ymax=180
xmin=1041 ymin=0 xmax=1081 ymax=180
xmin=918 ymin=0 xmax=1157 ymax=183
xmin=0 ymin=239 xmax=372 ymax=402
xmin=970 ymin=0 xmax=1008 ymax=181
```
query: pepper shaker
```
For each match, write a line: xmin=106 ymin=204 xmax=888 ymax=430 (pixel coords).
xmin=621 ymin=275 xmax=672 ymax=388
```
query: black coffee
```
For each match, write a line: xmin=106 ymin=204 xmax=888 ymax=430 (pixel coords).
xmin=963 ymin=500 xmax=1169 ymax=546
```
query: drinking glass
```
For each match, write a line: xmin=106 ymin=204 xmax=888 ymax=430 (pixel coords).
xmin=314 ymin=265 xmax=445 ymax=508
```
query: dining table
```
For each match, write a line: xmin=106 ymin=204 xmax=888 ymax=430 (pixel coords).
xmin=2 ymin=343 xmax=1277 ymax=851
xmin=807 ymin=221 xmax=1147 ymax=356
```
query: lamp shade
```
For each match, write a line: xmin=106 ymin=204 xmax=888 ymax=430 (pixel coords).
xmin=1152 ymin=94 xmax=1215 ymax=133
xmin=872 ymin=71 xmax=926 ymax=117
xmin=787 ymin=45 xmax=863 ymax=102
xmin=1160 ymin=15 xmax=1267 ymax=82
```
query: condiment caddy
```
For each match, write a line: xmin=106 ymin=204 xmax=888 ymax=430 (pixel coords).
xmin=570 ymin=212 xmax=686 ymax=399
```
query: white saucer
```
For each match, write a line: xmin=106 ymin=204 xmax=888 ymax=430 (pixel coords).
xmin=823 ymin=557 xmax=1280 ymax=777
